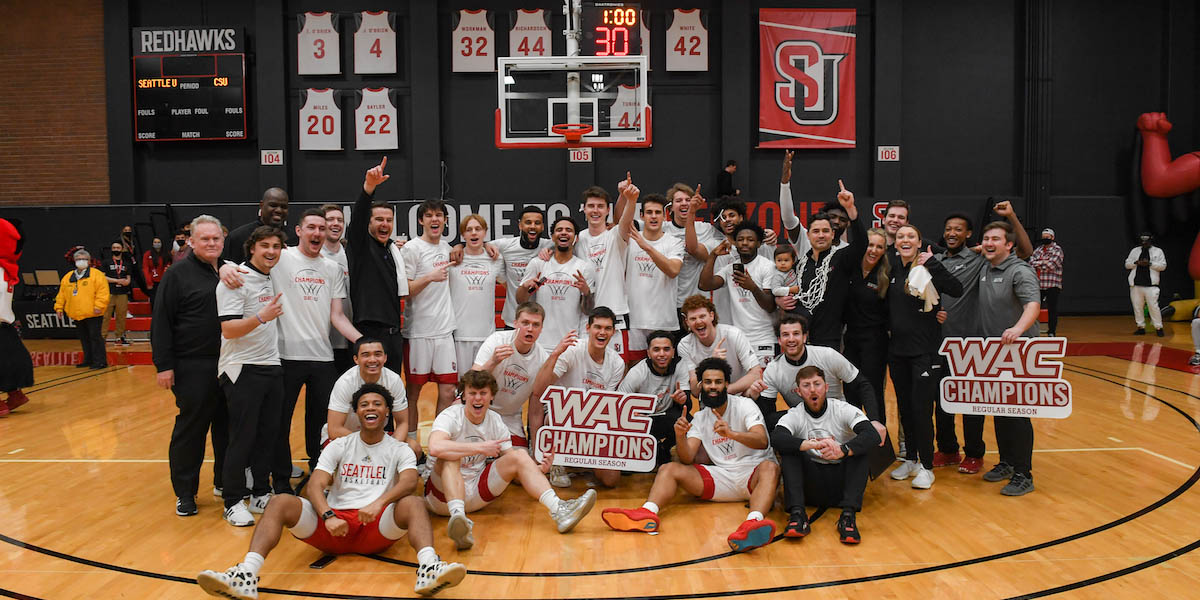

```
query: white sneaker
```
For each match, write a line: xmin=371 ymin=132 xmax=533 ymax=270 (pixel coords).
xmin=291 ymin=465 xmax=304 ymax=478
xmin=551 ymin=489 xmax=597 ymax=533
xmin=414 ymin=560 xmax=466 ymax=596
xmin=197 ymin=565 xmax=258 ymax=599
xmin=890 ymin=459 xmax=919 ymax=480
xmin=911 ymin=467 xmax=935 ymax=489
xmin=447 ymin=513 xmax=474 ymax=550
xmin=223 ymin=502 xmax=255 ymax=527
xmin=548 ymin=465 xmax=571 ymax=488
xmin=248 ymin=494 xmax=270 ymax=514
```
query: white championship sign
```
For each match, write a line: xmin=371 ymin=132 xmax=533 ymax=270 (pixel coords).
xmin=534 ymin=386 xmax=658 ymax=472
xmin=938 ymin=337 xmax=1072 ymax=419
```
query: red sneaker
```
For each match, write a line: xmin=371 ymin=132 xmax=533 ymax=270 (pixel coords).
xmin=601 ymin=507 xmax=660 ymax=533
xmin=958 ymin=456 xmax=984 ymax=474
xmin=5 ymin=390 xmax=28 ymax=411
xmin=932 ymin=451 xmax=962 ymax=468
xmin=727 ymin=518 xmax=776 ymax=552
xmin=0 ymin=399 xmax=9 ymax=417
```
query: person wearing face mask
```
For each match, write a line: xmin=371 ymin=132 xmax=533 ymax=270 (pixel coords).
xmin=55 ymin=249 xmax=110 ymax=369
xmin=102 ymin=241 xmax=133 ymax=346
xmin=1029 ymin=228 xmax=1064 ymax=337
xmin=172 ymin=229 xmax=192 ymax=263
xmin=142 ymin=237 xmax=172 ymax=305
xmin=1126 ymin=232 xmax=1167 ymax=336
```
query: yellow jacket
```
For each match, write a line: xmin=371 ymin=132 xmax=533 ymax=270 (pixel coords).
xmin=54 ymin=268 xmax=110 ymax=321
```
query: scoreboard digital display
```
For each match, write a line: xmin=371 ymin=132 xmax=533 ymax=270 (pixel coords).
xmin=580 ymin=2 xmax=642 ymax=57
xmin=131 ymin=27 xmax=248 ymax=142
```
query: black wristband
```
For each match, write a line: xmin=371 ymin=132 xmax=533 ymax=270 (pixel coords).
xmin=321 ymin=509 xmax=335 ymax=520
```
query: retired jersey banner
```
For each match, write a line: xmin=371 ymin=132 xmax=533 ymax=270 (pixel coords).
xmin=758 ymin=9 xmax=856 ymax=148
xmin=534 ymin=386 xmax=658 ymax=472
xmin=938 ymin=337 xmax=1073 ymax=419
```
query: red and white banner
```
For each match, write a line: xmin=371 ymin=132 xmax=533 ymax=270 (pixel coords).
xmin=534 ymin=386 xmax=658 ymax=472
xmin=938 ymin=337 xmax=1073 ymax=419
xmin=758 ymin=9 xmax=856 ymax=149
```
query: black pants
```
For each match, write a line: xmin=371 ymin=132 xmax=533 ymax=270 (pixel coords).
xmin=781 ymin=451 xmax=869 ymax=513
xmin=281 ymin=359 xmax=337 ymax=472
xmin=168 ymin=358 xmax=228 ymax=499
xmin=888 ymin=353 xmax=940 ymax=469
xmin=844 ymin=327 xmax=889 ymax=424
xmin=332 ymin=347 xmax=355 ymax=374
xmin=221 ymin=365 xmax=286 ymax=505
xmin=75 ymin=316 xmax=106 ymax=367
xmin=356 ymin=321 xmax=404 ymax=373
xmin=649 ymin=403 xmax=686 ymax=466
xmin=995 ymin=416 xmax=1034 ymax=475
xmin=1041 ymin=288 xmax=1061 ymax=334
xmin=934 ymin=357 xmax=985 ymax=458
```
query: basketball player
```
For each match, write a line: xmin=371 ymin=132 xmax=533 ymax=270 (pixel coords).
xmin=576 ymin=176 xmax=635 ymax=356
xmin=325 ymin=337 xmax=420 ymax=458
xmin=471 ymin=302 xmax=549 ymax=447
xmin=425 ymin=370 xmax=598 ymax=549
xmin=216 ymin=226 xmax=287 ymax=527
xmin=625 ymin=193 xmax=684 ymax=360
xmin=676 ymin=295 xmax=763 ymax=396
xmin=709 ymin=196 xmax=778 ymax=325
xmin=320 ymin=203 xmax=354 ymax=372
xmin=601 ymin=357 xmax=780 ymax=553
xmin=350 ymin=157 xmax=408 ymax=373
xmin=771 ymin=366 xmax=881 ymax=544
xmin=223 ymin=188 xmax=290 ymax=263
xmin=698 ymin=223 xmax=778 ymax=363
xmin=479 ymin=207 xmax=551 ymax=328
xmin=617 ymin=331 xmax=692 ymax=466
xmin=657 ymin=183 xmax=724 ymax=309
xmin=517 ymin=217 xmax=595 ymax=352
xmin=450 ymin=214 xmax=506 ymax=376
xmin=197 ymin=384 xmax=466 ymax=598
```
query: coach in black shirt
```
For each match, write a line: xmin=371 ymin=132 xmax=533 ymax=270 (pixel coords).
xmin=349 ymin=157 xmax=407 ymax=371
xmin=152 ymin=215 xmax=229 ymax=517
xmin=222 ymin=187 xmax=290 ymax=264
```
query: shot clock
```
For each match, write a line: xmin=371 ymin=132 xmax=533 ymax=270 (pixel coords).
xmin=580 ymin=2 xmax=642 ymax=57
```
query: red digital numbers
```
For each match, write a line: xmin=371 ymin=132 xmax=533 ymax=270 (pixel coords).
xmin=594 ymin=26 xmax=630 ymax=56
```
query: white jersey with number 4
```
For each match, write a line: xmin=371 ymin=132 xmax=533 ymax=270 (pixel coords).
xmin=299 ymin=89 xmax=341 ymax=151
xmin=298 ymin=12 xmax=339 ymax=75
xmin=510 ymin=9 xmax=551 ymax=57
xmin=453 ymin=9 xmax=494 ymax=72
xmin=354 ymin=11 xmax=396 ymax=74
xmin=354 ymin=88 xmax=398 ymax=150
xmin=666 ymin=9 xmax=708 ymax=71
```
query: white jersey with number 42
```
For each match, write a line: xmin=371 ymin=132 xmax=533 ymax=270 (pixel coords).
xmin=298 ymin=12 xmax=339 ymax=75
xmin=666 ymin=9 xmax=708 ymax=71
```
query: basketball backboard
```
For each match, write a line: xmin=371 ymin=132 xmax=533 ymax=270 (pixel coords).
xmin=495 ymin=55 xmax=651 ymax=148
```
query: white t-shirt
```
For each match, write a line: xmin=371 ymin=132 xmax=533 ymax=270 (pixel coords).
xmin=522 ymin=254 xmax=597 ymax=350
xmin=493 ymin=236 xmax=553 ymax=326
xmin=575 ymin=227 xmax=629 ymax=316
xmin=325 ymin=366 xmax=409 ymax=437
xmin=321 ymin=244 xmax=352 ymax=350
xmin=662 ymin=220 xmax=723 ymax=306
xmin=450 ymin=252 xmax=506 ymax=342
xmin=714 ymin=255 xmax=777 ymax=349
xmin=617 ymin=358 xmax=692 ymax=415
xmin=625 ymin=233 xmax=685 ymax=330
xmin=401 ymin=237 xmax=455 ymax=338
xmin=761 ymin=347 xmax=860 ymax=408
xmin=472 ymin=330 xmax=549 ymax=436
xmin=776 ymin=399 xmax=869 ymax=464
xmin=552 ymin=340 xmax=625 ymax=391
xmin=216 ymin=265 xmax=279 ymax=382
xmin=272 ymin=247 xmax=346 ymax=362
xmin=316 ymin=432 xmax=417 ymax=510
xmin=687 ymin=395 xmax=775 ymax=469
xmin=677 ymin=324 xmax=759 ymax=384
xmin=430 ymin=404 xmax=513 ymax=480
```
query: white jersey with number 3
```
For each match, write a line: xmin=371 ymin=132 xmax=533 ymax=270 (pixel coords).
xmin=453 ymin=9 xmax=494 ymax=72
xmin=299 ymin=89 xmax=341 ymax=151
xmin=666 ymin=9 xmax=708 ymax=71
xmin=298 ymin=12 xmax=340 ymax=75
xmin=509 ymin=9 xmax=551 ymax=57
xmin=354 ymin=88 xmax=398 ymax=150
xmin=354 ymin=11 xmax=396 ymax=74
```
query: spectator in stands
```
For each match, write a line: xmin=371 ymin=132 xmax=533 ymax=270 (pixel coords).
xmin=717 ymin=160 xmax=739 ymax=197
xmin=102 ymin=241 xmax=133 ymax=346
xmin=143 ymin=237 xmax=171 ymax=306
xmin=223 ymin=188 xmax=290 ymax=264
xmin=0 ymin=217 xmax=32 ymax=415
xmin=55 ymin=249 xmax=109 ymax=369
xmin=1029 ymin=228 xmax=1063 ymax=336
xmin=172 ymin=229 xmax=192 ymax=263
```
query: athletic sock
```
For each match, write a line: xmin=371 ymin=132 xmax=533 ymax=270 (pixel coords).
xmin=747 ymin=511 xmax=764 ymax=522
xmin=447 ymin=499 xmax=466 ymax=517
xmin=241 ymin=552 xmax=265 ymax=577
xmin=416 ymin=546 xmax=439 ymax=567
xmin=539 ymin=489 xmax=561 ymax=513
xmin=642 ymin=501 xmax=660 ymax=515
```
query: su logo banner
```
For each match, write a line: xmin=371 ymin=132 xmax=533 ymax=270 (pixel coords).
xmin=758 ymin=9 xmax=856 ymax=149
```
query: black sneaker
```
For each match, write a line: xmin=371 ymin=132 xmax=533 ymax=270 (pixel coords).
xmin=784 ymin=511 xmax=810 ymax=538
xmin=1001 ymin=472 xmax=1035 ymax=496
xmin=1156 ymin=328 xmax=1165 ymax=337
xmin=75 ymin=363 xmax=91 ymax=369
xmin=119 ymin=337 xmax=131 ymax=346
xmin=982 ymin=462 xmax=1015 ymax=482
xmin=176 ymin=496 xmax=198 ymax=516
xmin=836 ymin=511 xmax=860 ymax=544
xmin=1133 ymin=327 xmax=1146 ymax=335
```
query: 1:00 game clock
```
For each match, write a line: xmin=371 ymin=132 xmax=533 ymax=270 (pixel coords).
xmin=580 ymin=1 xmax=642 ymax=56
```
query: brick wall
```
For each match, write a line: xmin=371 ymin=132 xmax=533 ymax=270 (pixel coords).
xmin=0 ymin=0 xmax=109 ymax=205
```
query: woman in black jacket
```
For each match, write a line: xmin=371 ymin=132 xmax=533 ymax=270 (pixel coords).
xmin=885 ymin=225 xmax=962 ymax=490
xmin=843 ymin=228 xmax=890 ymax=425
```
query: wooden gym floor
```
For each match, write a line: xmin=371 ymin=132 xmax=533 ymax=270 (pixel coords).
xmin=1 ymin=315 xmax=1199 ymax=599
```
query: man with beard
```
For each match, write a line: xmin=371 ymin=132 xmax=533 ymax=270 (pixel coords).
xmin=350 ymin=157 xmax=409 ymax=372
xmin=677 ymin=295 xmax=763 ymax=396
xmin=617 ymin=331 xmax=692 ymax=466
xmin=517 ymin=217 xmax=596 ymax=353
xmin=471 ymin=302 xmax=550 ymax=448
xmin=575 ymin=177 xmax=636 ymax=356
xmin=1126 ymin=232 xmax=1167 ymax=336
xmin=698 ymin=223 xmax=777 ymax=364
xmin=486 ymin=207 xmax=553 ymax=327
xmin=320 ymin=203 xmax=354 ymax=372
xmin=324 ymin=337 xmax=417 ymax=458
xmin=224 ymin=187 xmax=291 ymax=263
xmin=601 ymin=357 xmax=780 ymax=553
xmin=771 ymin=366 xmax=881 ymax=544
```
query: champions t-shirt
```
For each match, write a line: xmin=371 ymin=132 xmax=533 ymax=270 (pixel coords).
xmin=575 ymin=227 xmax=629 ymax=316
xmin=216 ymin=264 xmax=279 ymax=382
xmin=401 ymin=237 xmax=455 ymax=338
xmin=626 ymin=233 xmax=684 ymax=330
xmin=663 ymin=220 xmax=723 ymax=306
xmin=273 ymin=247 xmax=346 ymax=362
xmin=429 ymin=404 xmax=513 ymax=481
xmin=450 ymin=252 xmax=506 ymax=342
xmin=714 ymin=255 xmax=777 ymax=349
xmin=316 ymin=431 xmax=417 ymax=510
xmin=761 ymin=346 xmax=860 ymax=408
xmin=552 ymin=340 xmax=625 ymax=391
xmin=677 ymin=324 xmax=760 ymax=385
xmin=472 ymin=330 xmax=549 ymax=436
xmin=776 ymin=399 xmax=868 ymax=464
xmin=617 ymin=358 xmax=692 ymax=415
xmin=493 ymin=236 xmax=553 ymax=326
xmin=687 ymin=395 xmax=775 ymax=469
xmin=522 ymin=254 xmax=597 ymax=351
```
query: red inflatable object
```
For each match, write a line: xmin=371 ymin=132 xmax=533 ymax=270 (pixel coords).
xmin=1137 ymin=112 xmax=1200 ymax=280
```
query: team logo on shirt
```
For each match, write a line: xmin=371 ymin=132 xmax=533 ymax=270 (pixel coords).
xmin=635 ymin=255 xmax=656 ymax=276
xmin=586 ymin=243 xmax=606 ymax=270
xmin=543 ymin=271 xmax=575 ymax=300
xmin=501 ymin=363 xmax=530 ymax=392
xmin=713 ymin=436 xmax=735 ymax=459
xmin=462 ymin=434 xmax=487 ymax=467
xmin=293 ymin=268 xmax=327 ymax=301
xmin=938 ymin=336 xmax=1072 ymax=419
xmin=534 ymin=386 xmax=658 ymax=472
xmin=254 ymin=284 xmax=273 ymax=304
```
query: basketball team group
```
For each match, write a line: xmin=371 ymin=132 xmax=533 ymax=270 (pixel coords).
xmin=161 ymin=152 xmax=1043 ymax=598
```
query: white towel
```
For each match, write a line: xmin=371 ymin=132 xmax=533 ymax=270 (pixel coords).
xmin=389 ymin=241 xmax=410 ymax=296
xmin=905 ymin=265 xmax=940 ymax=312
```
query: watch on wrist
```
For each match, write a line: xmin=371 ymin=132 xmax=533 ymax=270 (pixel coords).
xmin=840 ymin=443 xmax=850 ymax=457
xmin=321 ymin=509 xmax=336 ymax=521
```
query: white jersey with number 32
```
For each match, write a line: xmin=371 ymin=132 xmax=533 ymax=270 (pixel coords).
xmin=509 ymin=9 xmax=551 ymax=57
xmin=666 ymin=9 xmax=707 ymax=71
xmin=453 ymin=9 xmax=494 ymax=72
xmin=299 ymin=89 xmax=341 ymax=151
xmin=298 ymin=12 xmax=339 ymax=75
xmin=354 ymin=11 xmax=396 ymax=74
xmin=354 ymin=88 xmax=398 ymax=150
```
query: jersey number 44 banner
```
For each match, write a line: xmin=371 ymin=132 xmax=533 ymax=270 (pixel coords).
xmin=758 ymin=9 xmax=856 ymax=149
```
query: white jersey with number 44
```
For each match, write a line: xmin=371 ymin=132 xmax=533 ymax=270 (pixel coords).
xmin=510 ymin=9 xmax=551 ymax=57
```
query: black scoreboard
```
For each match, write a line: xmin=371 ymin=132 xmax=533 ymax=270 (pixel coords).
xmin=581 ymin=2 xmax=642 ymax=57
xmin=131 ymin=27 xmax=247 ymax=142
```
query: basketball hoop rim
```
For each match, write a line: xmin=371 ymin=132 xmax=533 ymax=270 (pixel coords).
xmin=551 ymin=123 xmax=594 ymax=143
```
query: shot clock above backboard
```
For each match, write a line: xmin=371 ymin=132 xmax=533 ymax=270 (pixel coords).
xmin=580 ymin=1 xmax=642 ymax=56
